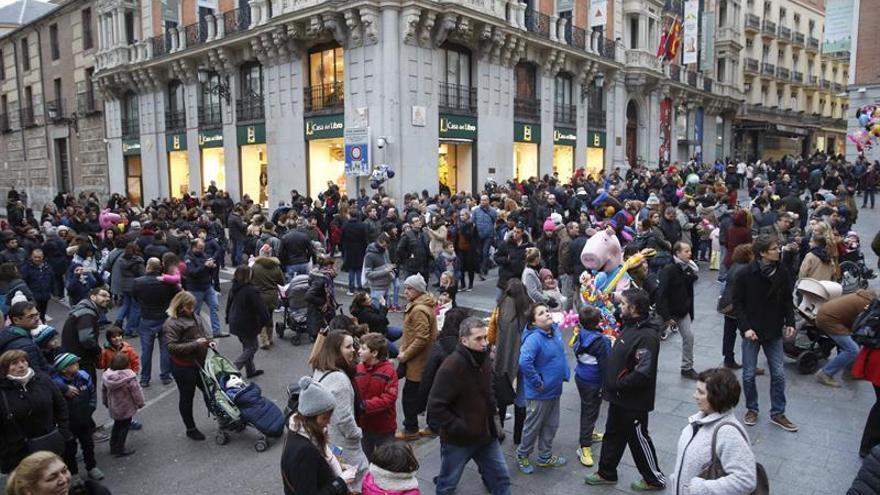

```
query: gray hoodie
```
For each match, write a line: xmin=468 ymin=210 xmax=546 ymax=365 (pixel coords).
xmin=362 ymin=242 xmax=394 ymax=293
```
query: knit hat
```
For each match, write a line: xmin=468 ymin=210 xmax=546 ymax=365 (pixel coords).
xmin=297 ymin=376 xmax=336 ymax=416
xmin=31 ymin=325 xmax=57 ymax=346
xmin=538 ymin=268 xmax=553 ymax=280
xmin=542 ymin=218 xmax=556 ymax=232
xmin=646 ymin=193 xmax=660 ymax=206
xmin=53 ymin=352 xmax=80 ymax=372
xmin=403 ymin=273 xmax=427 ymax=294
xmin=130 ymin=221 xmax=142 ymax=230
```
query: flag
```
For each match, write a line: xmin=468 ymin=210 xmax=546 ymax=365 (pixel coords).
xmin=666 ymin=16 xmax=682 ymax=61
xmin=657 ymin=28 xmax=669 ymax=59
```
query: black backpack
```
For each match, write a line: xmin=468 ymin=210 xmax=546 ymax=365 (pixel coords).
xmin=852 ymin=299 xmax=880 ymax=348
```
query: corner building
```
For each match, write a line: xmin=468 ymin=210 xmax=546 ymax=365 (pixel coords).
xmin=95 ymin=0 xmax=739 ymax=205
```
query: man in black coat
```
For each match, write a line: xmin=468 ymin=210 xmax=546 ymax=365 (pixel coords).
xmin=586 ymin=288 xmax=665 ymax=490
xmin=428 ymin=317 xmax=511 ymax=495
xmin=132 ymin=258 xmax=179 ymax=387
xmin=493 ymin=224 xmax=532 ymax=294
xmin=396 ymin=216 xmax=431 ymax=282
xmin=279 ymin=228 xmax=315 ymax=280
xmin=655 ymin=241 xmax=698 ymax=379
xmin=341 ymin=215 xmax=369 ymax=295
xmin=227 ymin=207 xmax=248 ymax=266
xmin=60 ymin=288 xmax=110 ymax=384
xmin=733 ymin=234 xmax=798 ymax=433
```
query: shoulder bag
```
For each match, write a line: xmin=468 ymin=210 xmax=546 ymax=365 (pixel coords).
xmin=0 ymin=390 xmax=66 ymax=456
xmin=698 ymin=421 xmax=769 ymax=495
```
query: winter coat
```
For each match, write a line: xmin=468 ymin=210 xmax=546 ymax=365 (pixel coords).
xmin=362 ymin=467 xmax=420 ymax=495
xmin=312 ymin=369 xmax=367 ymax=490
xmin=350 ymin=303 xmax=390 ymax=336
xmin=0 ymin=247 xmax=26 ymax=265
xmin=183 ymin=250 xmax=213 ymax=291
xmin=98 ymin=341 xmax=141 ymax=374
xmin=451 ymin=220 xmax=479 ymax=273
xmin=522 ymin=266 xmax=550 ymax=304
xmin=20 ymin=261 xmax=54 ymax=300
xmin=472 ymin=205 xmax=497 ymax=239
xmin=101 ymin=368 xmax=144 ymax=420
xmin=305 ymin=269 xmax=337 ymax=338
xmin=400 ymin=292 xmax=438 ymax=382
xmin=164 ymin=315 xmax=210 ymax=367
xmin=362 ymin=242 xmax=395 ymax=293
xmin=225 ymin=281 xmax=270 ymax=338
xmin=816 ymin=289 xmax=877 ymax=336
xmin=494 ymin=238 xmax=533 ymax=290
xmin=50 ymin=370 xmax=95 ymax=430
xmin=396 ymin=229 xmax=432 ymax=275
xmin=280 ymin=432 xmax=348 ymax=495
xmin=537 ymin=235 xmax=560 ymax=277
xmin=718 ymin=262 xmax=748 ymax=316
xmin=425 ymin=225 xmax=447 ymax=258
xmin=279 ymin=229 xmax=315 ymax=267
xmin=227 ymin=213 xmax=247 ymax=241
xmin=519 ymin=323 xmax=570 ymax=400
xmin=232 ymin=382 xmax=285 ymax=437
xmin=656 ymin=259 xmax=698 ymax=321
xmin=132 ymin=270 xmax=180 ymax=320
xmin=732 ymin=261 xmax=795 ymax=342
xmin=671 ymin=412 xmax=757 ymax=495
xmin=341 ymin=218 xmax=369 ymax=271
xmin=427 ymin=344 xmax=501 ymax=447
xmin=0 ymin=326 xmax=50 ymax=373
xmin=354 ymin=359 xmax=398 ymax=434
xmin=0 ymin=278 xmax=33 ymax=305
xmin=251 ymin=256 xmax=284 ymax=311
xmin=105 ymin=248 xmax=125 ymax=296
xmin=118 ymin=254 xmax=145 ymax=294
xmin=493 ymin=296 xmax=529 ymax=384
xmin=42 ymin=237 xmax=69 ymax=275
xmin=0 ymin=373 xmax=70 ymax=474
xmin=603 ymin=315 xmax=662 ymax=412
xmin=573 ymin=328 xmax=610 ymax=385
xmin=849 ymin=444 xmax=880 ymax=495
xmin=60 ymin=299 xmax=103 ymax=364
xmin=798 ymin=250 xmax=837 ymax=282
xmin=418 ymin=334 xmax=458 ymax=411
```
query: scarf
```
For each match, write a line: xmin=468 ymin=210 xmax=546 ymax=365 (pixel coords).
xmin=758 ymin=259 xmax=777 ymax=278
xmin=809 ymin=246 xmax=831 ymax=263
xmin=464 ymin=346 xmax=489 ymax=366
xmin=673 ymin=255 xmax=699 ymax=275
xmin=7 ymin=367 xmax=35 ymax=388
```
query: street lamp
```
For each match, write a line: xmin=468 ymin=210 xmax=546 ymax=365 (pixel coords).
xmin=197 ymin=68 xmax=231 ymax=103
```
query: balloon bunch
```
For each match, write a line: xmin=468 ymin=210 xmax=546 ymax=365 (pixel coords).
xmin=849 ymin=105 xmax=880 ymax=152
xmin=369 ymin=164 xmax=396 ymax=189
xmin=567 ymin=271 xmax=621 ymax=348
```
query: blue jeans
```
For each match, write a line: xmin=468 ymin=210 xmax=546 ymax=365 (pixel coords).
xmin=117 ymin=294 xmax=141 ymax=334
xmin=742 ymin=336 xmax=786 ymax=416
xmin=479 ymin=237 xmax=493 ymax=275
xmin=348 ymin=269 xmax=363 ymax=293
xmin=434 ymin=440 xmax=511 ymax=495
xmin=231 ymin=240 xmax=244 ymax=266
xmin=285 ymin=263 xmax=310 ymax=281
xmin=139 ymin=317 xmax=171 ymax=383
xmin=191 ymin=287 xmax=221 ymax=335
xmin=821 ymin=333 xmax=860 ymax=377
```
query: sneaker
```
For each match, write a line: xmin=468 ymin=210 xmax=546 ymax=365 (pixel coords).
xmin=87 ymin=467 xmax=104 ymax=481
xmin=681 ymin=369 xmax=699 ymax=380
xmin=130 ymin=420 xmax=143 ymax=430
xmin=816 ymin=370 xmax=842 ymax=388
xmin=140 ymin=381 xmax=150 ymax=388
xmin=186 ymin=428 xmax=206 ymax=441
xmin=111 ymin=448 xmax=136 ymax=458
xmin=770 ymin=414 xmax=798 ymax=432
xmin=535 ymin=455 xmax=567 ymax=468
xmin=584 ymin=473 xmax=616 ymax=485
xmin=516 ymin=456 xmax=535 ymax=474
xmin=577 ymin=446 xmax=594 ymax=467
xmin=161 ymin=377 xmax=173 ymax=385
xmin=346 ymin=291 xmax=355 ymax=296
xmin=419 ymin=427 xmax=438 ymax=438
xmin=592 ymin=432 xmax=604 ymax=442
xmin=660 ymin=329 xmax=669 ymax=340
xmin=723 ymin=361 xmax=743 ymax=370
xmin=630 ymin=480 xmax=665 ymax=491
xmin=743 ymin=410 xmax=758 ymax=426
xmin=394 ymin=430 xmax=420 ymax=441
xmin=246 ymin=370 xmax=265 ymax=379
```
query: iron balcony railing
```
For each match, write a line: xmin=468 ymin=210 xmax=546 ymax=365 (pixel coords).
xmin=184 ymin=20 xmax=208 ymax=47
xmin=554 ymin=103 xmax=576 ymax=126
xmin=776 ymin=67 xmax=790 ymax=80
xmin=514 ymin=96 xmax=540 ymax=121
xmin=587 ymin=109 xmax=606 ymax=130
xmin=703 ymin=78 xmax=713 ymax=92
xmin=778 ymin=26 xmax=791 ymax=41
xmin=223 ymin=6 xmax=251 ymax=36
xmin=793 ymin=32 xmax=805 ymax=46
xmin=165 ymin=109 xmax=186 ymax=131
xmin=807 ymin=37 xmax=819 ymax=50
xmin=152 ymin=34 xmax=169 ymax=57
xmin=45 ymin=99 xmax=67 ymax=122
xmin=524 ymin=8 xmax=551 ymax=39
xmin=819 ymin=78 xmax=831 ymax=90
xmin=597 ymin=37 xmax=619 ymax=60
xmin=762 ymin=20 xmax=776 ymax=36
xmin=20 ymin=106 xmax=36 ymax=127
xmin=687 ymin=70 xmax=698 ymax=87
xmin=761 ymin=62 xmax=776 ymax=77
xmin=0 ymin=113 xmax=8 ymax=132
xmin=568 ymin=25 xmax=586 ymax=50
xmin=76 ymin=81 xmax=100 ymax=114
xmin=792 ymin=71 xmax=804 ymax=83
xmin=199 ymin=103 xmax=222 ymax=129
xmin=438 ymin=83 xmax=477 ymax=114
xmin=236 ymin=94 xmax=265 ymax=122
xmin=745 ymin=14 xmax=760 ymax=31
xmin=303 ymin=81 xmax=344 ymax=113
xmin=808 ymin=75 xmax=818 ymax=86
xmin=744 ymin=58 xmax=760 ymax=74
xmin=121 ymin=115 xmax=139 ymax=137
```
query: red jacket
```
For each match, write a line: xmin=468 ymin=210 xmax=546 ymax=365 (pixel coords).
xmin=853 ymin=347 xmax=880 ymax=387
xmin=355 ymin=360 xmax=398 ymax=434
xmin=97 ymin=341 xmax=141 ymax=374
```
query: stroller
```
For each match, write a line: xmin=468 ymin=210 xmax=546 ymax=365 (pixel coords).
xmin=275 ymin=274 xmax=310 ymax=345
xmin=784 ymin=278 xmax=841 ymax=374
xmin=200 ymin=350 xmax=285 ymax=451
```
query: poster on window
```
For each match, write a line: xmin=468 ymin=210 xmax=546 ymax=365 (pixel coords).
xmin=589 ymin=0 xmax=607 ymax=28
xmin=659 ymin=99 xmax=672 ymax=164
xmin=822 ymin=0 xmax=854 ymax=53
xmin=682 ymin=0 xmax=699 ymax=65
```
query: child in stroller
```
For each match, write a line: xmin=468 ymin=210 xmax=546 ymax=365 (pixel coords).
xmin=784 ymin=278 xmax=841 ymax=374
xmin=275 ymin=274 xmax=310 ymax=345
xmin=839 ymin=231 xmax=876 ymax=293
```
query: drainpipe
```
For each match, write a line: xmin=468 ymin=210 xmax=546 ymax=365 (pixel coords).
xmin=11 ymin=33 xmax=30 ymax=200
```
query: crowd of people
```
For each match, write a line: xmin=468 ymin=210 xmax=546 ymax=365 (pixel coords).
xmin=0 ymin=152 xmax=879 ymax=494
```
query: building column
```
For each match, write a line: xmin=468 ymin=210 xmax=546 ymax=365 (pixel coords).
xmin=117 ymin=9 xmax=126 ymax=45
xmin=609 ymin=74 xmax=626 ymax=169
xmin=539 ymin=70 xmax=554 ymax=177
xmin=576 ymin=81 xmax=588 ymax=171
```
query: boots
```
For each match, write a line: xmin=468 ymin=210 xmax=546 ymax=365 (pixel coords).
xmin=513 ymin=406 xmax=526 ymax=445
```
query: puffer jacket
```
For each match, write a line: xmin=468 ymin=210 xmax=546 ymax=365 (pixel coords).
xmin=396 ymin=229 xmax=431 ymax=275
xmin=518 ymin=323 xmax=570 ymax=400
xmin=362 ymin=467 xmax=420 ymax=495
xmin=0 ymin=326 xmax=49 ymax=373
xmin=118 ymin=254 xmax=145 ymax=294
xmin=132 ymin=270 xmax=180 ymax=320
xmin=101 ymin=368 xmax=144 ymax=420
xmin=849 ymin=444 xmax=880 ymax=494
xmin=232 ymin=382 xmax=285 ymax=437
xmin=50 ymin=369 xmax=96 ymax=430
xmin=164 ymin=315 xmax=210 ymax=367
xmin=354 ymin=359 xmax=398 ymax=434
xmin=604 ymin=315 xmax=662 ymax=412
xmin=472 ymin=205 xmax=497 ymax=239
xmin=225 ymin=281 xmax=270 ymax=339
xmin=0 ymin=373 xmax=70 ymax=474
xmin=20 ymin=261 xmax=54 ymax=300
xmin=362 ymin=242 xmax=394 ymax=293
xmin=251 ymin=256 xmax=284 ymax=311
xmin=400 ymin=293 xmax=437 ymax=382
xmin=350 ymin=303 xmax=390 ymax=336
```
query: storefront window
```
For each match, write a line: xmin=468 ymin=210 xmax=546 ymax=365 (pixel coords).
xmin=168 ymin=151 xmax=189 ymax=198
xmin=438 ymin=142 xmax=474 ymax=194
xmin=553 ymin=145 xmax=574 ymax=184
xmin=586 ymin=147 xmax=604 ymax=178
xmin=514 ymin=142 xmax=539 ymax=181
xmin=241 ymin=144 xmax=268 ymax=207
xmin=125 ymin=155 xmax=142 ymax=205
xmin=308 ymin=138 xmax=346 ymax=198
xmin=201 ymin=148 xmax=226 ymax=191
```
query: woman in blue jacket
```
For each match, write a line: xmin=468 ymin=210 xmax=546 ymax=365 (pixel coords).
xmin=515 ymin=302 xmax=570 ymax=474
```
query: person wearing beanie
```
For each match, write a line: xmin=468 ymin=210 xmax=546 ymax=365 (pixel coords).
xmin=50 ymin=352 xmax=103 ymax=481
xmin=395 ymin=273 xmax=438 ymax=441
xmin=281 ymin=376 xmax=352 ymax=495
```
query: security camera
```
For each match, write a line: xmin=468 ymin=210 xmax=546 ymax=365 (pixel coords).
xmin=377 ymin=137 xmax=387 ymax=149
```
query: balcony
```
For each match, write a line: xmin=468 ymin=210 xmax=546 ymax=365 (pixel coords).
xmin=45 ymin=99 xmax=67 ymax=123
xmin=303 ymin=82 xmax=344 ymax=114
xmin=524 ymin=8 xmax=551 ymax=39
xmin=625 ymin=49 xmax=661 ymax=72
xmin=439 ymin=83 xmax=477 ymax=115
xmin=687 ymin=70 xmax=698 ymax=87
xmin=20 ymin=106 xmax=36 ymax=127
xmin=184 ymin=20 xmax=208 ymax=48
xmin=236 ymin=94 xmax=264 ymax=122
xmin=554 ymin=103 xmax=576 ymax=126
xmin=744 ymin=58 xmax=760 ymax=75
xmin=716 ymin=25 xmax=742 ymax=48
xmin=791 ymin=71 xmax=804 ymax=84
xmin=776 ymin=67 xmax=790 ymax=80
xmin=777 ymin=26 xmax=791 ymax=43
xmin=807 ymin=37 xmax=819 ymax=52
xmin=121 ymin=115 xmax=139 ymax=137
xmin=567 ymin=25 xmax=585 ymax=49
xmin=597 ymin=37 xmax=620 ymax=61
xmin=669 ymin=63 xmax=682 ymax=83
xmin=761 ymin=62 xmax=776 ymax=78
xmin=703 ymin=77 xmax=713 ymax=92
xmin=819 ymin=78 xmax=831 ymax=90
xmin=165 ymin=109 xmax=186 ymax=131
xmin=222 ymin=6 xmax=251 ymax=36
xmin=825 ymin=50 xmax=851 ymax=63
xmin=793 ymin=32 xmax=805 ymax=47
xmin=664 ymin=0 xmax=684 ymax=15
xmin=514 ymin=96 xmax=540 ymax=121
xmin=198 ymin=103 xmax=222 ymax=129
xmin=831 ymin=82 xmax=845 ymax=94
xmin=587 ymin=109 xmax=606 ymax=130
xmin=805 ymin=75 xmax=818 ymax=89
xmin=745 ymin=14 xmax=760 ymax=32
xmin=761 ymin=20 xmax=776 ymax=37
xmin=0 ymin=113 xmax=9 ymax=132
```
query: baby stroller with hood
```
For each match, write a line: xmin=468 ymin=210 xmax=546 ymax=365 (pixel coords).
xmin=839 ymin=231 xmax=876 ymax=293
xmin=784 ymin=278 xmax=841 ymax=374
xmin=274 ymin=274 xmax=310 ymax=345
xmin=200 ymin=349 xmax=286 ymax=451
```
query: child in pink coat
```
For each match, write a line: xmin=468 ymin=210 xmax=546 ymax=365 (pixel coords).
xmin=102 ymin=353 xmax=145 ymax=457
xmin=362 ymin=442 xmax=421 ymax=495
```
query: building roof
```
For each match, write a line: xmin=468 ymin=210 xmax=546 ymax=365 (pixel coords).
xmin=0 ymin=0 xmax=57 ymax=27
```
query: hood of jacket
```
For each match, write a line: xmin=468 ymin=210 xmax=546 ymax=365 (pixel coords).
xmin=732 ymin=209 xmax=748 ymax=227
xmin=253 ymin=256 xmax=280 ymax=269
xmin=102 ymin=368 xmax=137 ymax=390
xmin=409 ymin=292 xmax=436 ymax=309
xmin=365 ymin=242 xmax=385 ymax=256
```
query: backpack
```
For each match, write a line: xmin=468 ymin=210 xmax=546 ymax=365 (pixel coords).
xmin=852 ymin=299 xmax=880 ymax=349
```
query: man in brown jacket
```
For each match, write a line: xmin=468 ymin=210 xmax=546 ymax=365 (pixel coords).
xmin=815 ymin=288 xmax=877 ymax=387
xmin=396 ymin=273 xmax=437 ymax=441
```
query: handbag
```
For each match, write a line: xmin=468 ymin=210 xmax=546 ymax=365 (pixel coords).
xmin=698 ymin=421 xmax=769 ymax=495
xmin=0 ymin=391 xmax=66 ymax=457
